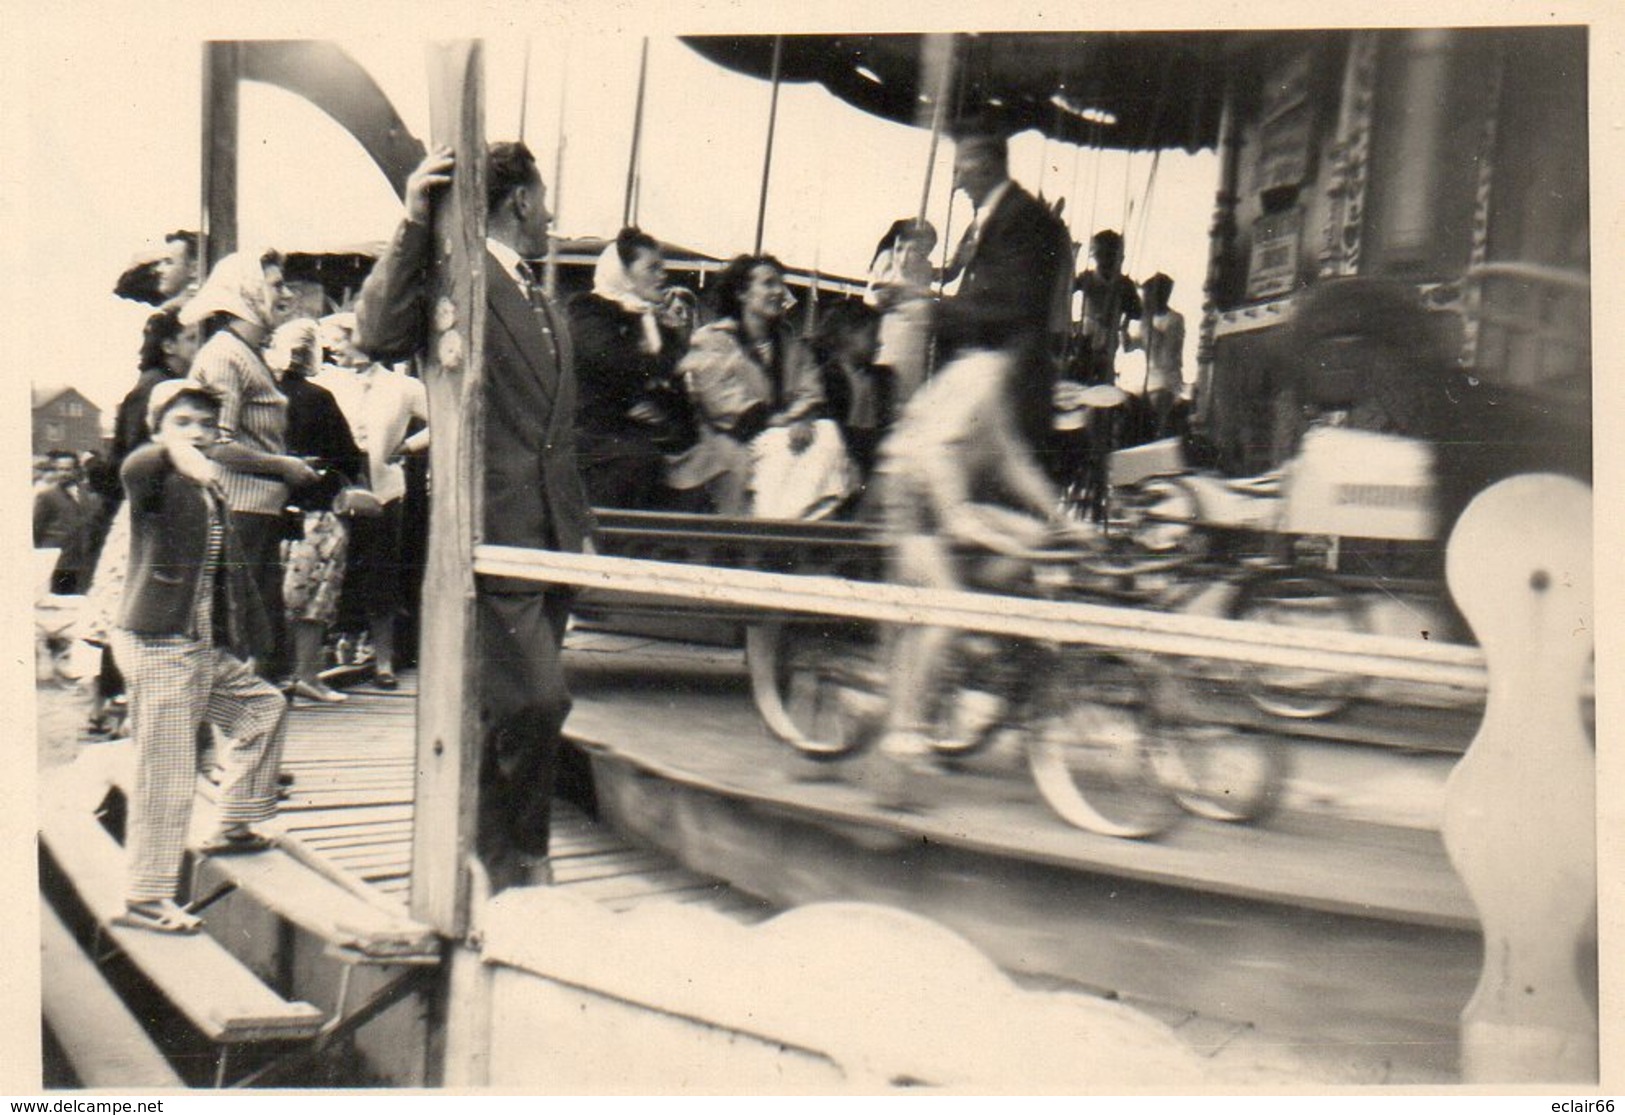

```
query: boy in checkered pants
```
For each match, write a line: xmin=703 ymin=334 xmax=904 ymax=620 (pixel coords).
xmin=110 ymin=381 xmax=287 ymax=934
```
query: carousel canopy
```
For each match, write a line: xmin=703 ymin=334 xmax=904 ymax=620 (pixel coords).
xmin=682 ymin=31 xmax=1314 ymax=153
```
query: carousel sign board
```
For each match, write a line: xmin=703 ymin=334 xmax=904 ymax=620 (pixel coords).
xmin=1247 ymin=207 xmax=1304 ymax=299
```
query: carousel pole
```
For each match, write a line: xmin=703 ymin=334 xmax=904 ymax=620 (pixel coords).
xmin=543 ymin=41 xmax=569 ymax=301
xmin=915 ymin=33 xmax=957 ymax=383
xmin=914 ymin=33 xmax=955 ymax=227
xmin=622 ymin=38 xmax=650 ymax=230
xmin=517 ymin=38 xmax=532 ymax=143
xmin=752 ymin=35 xmax=785 ymax=255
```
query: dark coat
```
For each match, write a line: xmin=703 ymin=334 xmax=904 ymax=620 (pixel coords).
xmin=112 ymin=368 xmax=177 ymax=474
xmin=34 ymin=483 xmax=103 ymax=592
xmin=935 ymin=182 xmax=1072 ymax=445
xmin=355 ymin=219 xmax=594 ymax=592
xmin=936 ymin=182 xmax=1072 ymax=356
xmin=118 ymin=443 xmax=272 ymax=660
xmin=281 ymin=374 xmax=365 ymax=512
xmin=565 ymin=292 xmax=696 ymax=456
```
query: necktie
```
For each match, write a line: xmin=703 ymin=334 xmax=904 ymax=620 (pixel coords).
xmin=516 ymin=261 xmax=567 ymax=371
xmin=955 ymin=215 xmax=981 ymax=273
xmin=516 ymin=260 xmax=541 ymax=304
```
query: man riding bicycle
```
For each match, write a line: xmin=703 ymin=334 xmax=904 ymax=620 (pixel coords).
xmin=872 ymin=347 xmax=1091 ymax=808
xmin=865 ymin=122 xmax=1083 ymax=809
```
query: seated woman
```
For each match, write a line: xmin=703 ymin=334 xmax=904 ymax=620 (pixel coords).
xmin=678 ymin=254 xmax=850 ymax=517
xmin=811 ymin=300 xmax=891 ymax=488
xmin=566 ymin=228 xmax=706 ymax=510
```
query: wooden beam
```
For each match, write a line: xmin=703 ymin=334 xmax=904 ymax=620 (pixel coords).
xmin=39 ymin=762 xmax=325 ymax=1043
xmin=193 ymin=851 xmax=438 ymax=961
xmin=412 ymin=41 xmax=487 ymax=938
xmin=40 ymin=903 xmax=185 ymax=1088
xmin=474 ymin=544 xmax=1494 ymax=689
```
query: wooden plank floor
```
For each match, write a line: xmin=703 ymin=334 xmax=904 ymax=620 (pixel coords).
xmin=272 ymin=668 xmax=771 ymax=924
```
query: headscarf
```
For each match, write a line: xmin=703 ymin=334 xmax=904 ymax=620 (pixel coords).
xmin=265 ymin=318 xmax=319 ymax=377
xmin=592 ymin=244 xmax=662 ymax=355
xmin=178 ymin=248 xmax=280 ymax=330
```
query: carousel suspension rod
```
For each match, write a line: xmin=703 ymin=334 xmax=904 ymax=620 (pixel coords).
xmin=517 ymin=38 xmax=532 ymax=142
xmin=753 ymin=35 xmax=785 ymax=255
xmin=914 ymin=33 xmax=956 ymax=228
xmin=544 ymin=41 xmax=571 ymax=300
xmin=623 ymin=37 xmax=650 ymax=230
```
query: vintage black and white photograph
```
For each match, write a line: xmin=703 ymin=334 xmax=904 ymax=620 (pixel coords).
xmin=10 ymin=0 xmax=1614 ymax=1097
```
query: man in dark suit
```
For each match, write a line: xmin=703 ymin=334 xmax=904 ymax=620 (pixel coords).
xmin=34 ymin=451 xmax=103 ymax=595
xmin=355 ymin=142 xmax=593 ymax=893
xmin=934 ymin=125 xmax=1072 ymax=449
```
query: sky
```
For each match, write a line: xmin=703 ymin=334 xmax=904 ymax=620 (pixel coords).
xmin=16 ymin=25 xmax=1215 ymax=421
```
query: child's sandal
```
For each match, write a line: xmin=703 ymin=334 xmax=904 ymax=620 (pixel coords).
xmin=112 ymin=899 xmax=203 ymax=935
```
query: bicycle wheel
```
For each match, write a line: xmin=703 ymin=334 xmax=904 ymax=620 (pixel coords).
xmin=1153 ymin=724 xmax=1291 ymax=823
xmin=1024 ymin=652 xmax=1180 ymax=838
xmin=1226 ymin=574 xmax=1370 ymax=720
xmin=1121 ymin=476 xmax=1208 ymax=560
xmin=745 ymin=620 xmax=879 ymax=759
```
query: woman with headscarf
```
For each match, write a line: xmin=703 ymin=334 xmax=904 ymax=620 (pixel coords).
xmin=265 ymin=319 xmax=365 ymax=703
xmin=182 ymin=249 xmax=318 ymax=681
xmin=565 ymin=228 xmax=707 ymax=510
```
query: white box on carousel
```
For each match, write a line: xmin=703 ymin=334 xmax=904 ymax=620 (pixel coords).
xmin=1283 ymin=427 xmax=1437 ymax=541
xmin=1108 ymin=437 xmax=1186 ymax=487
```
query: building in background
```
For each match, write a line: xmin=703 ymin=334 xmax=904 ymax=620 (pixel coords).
xmin=31 ymin=385 xmax=104 ymax=458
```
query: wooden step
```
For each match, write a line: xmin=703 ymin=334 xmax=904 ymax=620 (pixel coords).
xmin=193 ymin=850 xmax=438 ymax=963
xmin=40 ymin=902 xmax=185 ymax=1088
xmin=40 ymin=752 xmax=326 ymax=1045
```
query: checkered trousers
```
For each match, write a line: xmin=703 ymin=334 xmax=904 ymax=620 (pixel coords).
xmin=109 ymin=630 xmax=288 ymax=903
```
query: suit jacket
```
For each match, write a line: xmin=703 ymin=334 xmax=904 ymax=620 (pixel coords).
xmin=936 ymin=182 xmax=1071 ymax=356
xmin=355 ymin=219 xmax=593 ymax=594
xmin=119 ymin=443 xmax=272 ymax=660
xmin=34 ymin=483 xmax=103 ymax=586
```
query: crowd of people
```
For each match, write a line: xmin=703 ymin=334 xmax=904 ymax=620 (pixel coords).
xmin=42 ymin=117 xmax=1207 ymax=925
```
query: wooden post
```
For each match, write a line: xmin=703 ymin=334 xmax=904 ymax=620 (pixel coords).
xmin=410 ymin=41 xmax=487 ymax=940
xmin=200 ymin=41 xmax=240 ymax=273
xmin=1441 ymin=474 xmax=1596 ymax=1082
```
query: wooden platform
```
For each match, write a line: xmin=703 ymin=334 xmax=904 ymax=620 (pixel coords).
xmin=260 ymin=629 xmax=1479 ymax=932
xmin=561 ymin=636 xmax=1476 ymax=930
xmin=266 ymin=671 xmax=771 ymax=925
